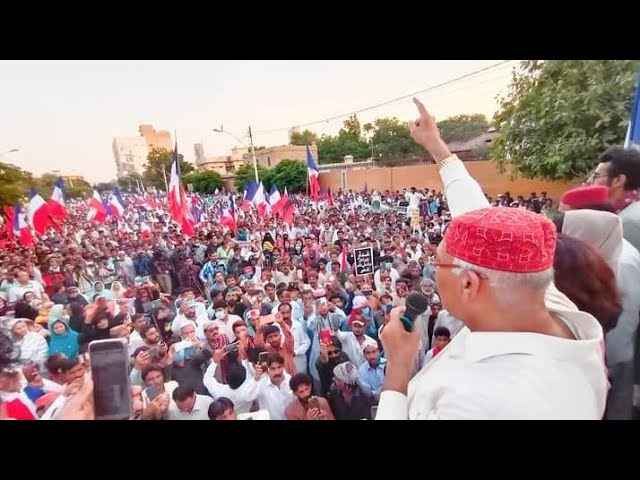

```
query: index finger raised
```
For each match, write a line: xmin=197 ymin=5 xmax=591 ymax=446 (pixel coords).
xmin=413 ymin=97 xmax=429 ymax=117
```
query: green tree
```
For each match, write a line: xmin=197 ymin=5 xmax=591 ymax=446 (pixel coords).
xmin=316 ymin=116 xmax=370 ymax=164
xmin=183 ymin=170 xmax=224 ymax=194
xmin=34 ymin=173 xmax=92 ymax=199
xmin=492 ymin=60 xmax=640 ymax=180
xmin=269 ymin=159 xmax=307 ymax=193
xmin=437 ymin=114 xmax=490 ymax=143
xmin=369 ymin=117 xmax=423 ymax=161
xmin=117 ymin=172 xmax=144 ymax=193
xmin=95 ymin=181 xmax=116 ymax=191
xmin=234 ymin=163 xmax=270 ymax=191
xmin=143 ymin=147 xmax=195 ymax=190
xmin=289 ymin=129 xmax=319 ymax=146
xmin=0 ymin=162 xmax=32 ymax=206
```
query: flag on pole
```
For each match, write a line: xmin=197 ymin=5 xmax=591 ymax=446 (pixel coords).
xmin=47 ymin=177 xmax=67 ymax=220
xmin=242 ymin=182 xmax=258 ymax=212
xmin=110 ymin=187 xmax=126 ymax=219
xmin=28 ymin=188 xmax=51 ymax=235
xmin=306 ymin=146 xmax=320 ymax=201
xmin=14 ymin=204 xmax=33 ymax=248
xmin=625 ymin=72 xmax=640 ymax=148
xmin=87 ymin=189 xmax=108 ymax=223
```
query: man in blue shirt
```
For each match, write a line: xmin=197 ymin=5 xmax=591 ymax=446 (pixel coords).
xmin=357 ymin=338 xmax=385 ymax=404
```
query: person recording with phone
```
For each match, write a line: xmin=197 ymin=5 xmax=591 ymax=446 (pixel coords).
xmin=316 ymin=336 xmax=350 ymax=397
xmin=254 ymin=311 xmax=297 ymax=376
xmin=140 ymin=364 xmax=177 ymax=420
xmin=170 ymin=323 xmax=209 ymax=395
xmin=254 ymin=352 xmax=294 ymax=420
xmin=203 ymin=347 xmax=260 ymax=415
xmin=285 ymin=373 xmax=334 ymax=420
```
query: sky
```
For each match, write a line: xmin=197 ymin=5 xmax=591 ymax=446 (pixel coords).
xmin=0 ymin=60 xmax=518 ymax=182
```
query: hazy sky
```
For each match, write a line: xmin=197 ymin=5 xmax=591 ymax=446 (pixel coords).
xmin=0 ymin=60 xmax=517 ymax=182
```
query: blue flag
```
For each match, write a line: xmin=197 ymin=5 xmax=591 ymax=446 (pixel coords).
xmin=626 ymin=73 xmax=640 ymax=148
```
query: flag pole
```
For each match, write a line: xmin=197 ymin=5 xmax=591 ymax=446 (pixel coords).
xmin=248 ymin=126 xmax=259 ymax=184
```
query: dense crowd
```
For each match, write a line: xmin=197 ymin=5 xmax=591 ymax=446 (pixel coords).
xmin=1 ymin=98 xmax=640 ymax=420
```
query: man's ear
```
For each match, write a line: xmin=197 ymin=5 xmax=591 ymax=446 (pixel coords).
xmin=611 ymin=173 xmax=627 ymax=190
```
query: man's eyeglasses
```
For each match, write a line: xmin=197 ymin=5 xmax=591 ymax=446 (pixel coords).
xmin=426 ymin=260 xmax=488 ymax=279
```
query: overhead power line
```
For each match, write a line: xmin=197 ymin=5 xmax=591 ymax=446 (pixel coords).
xmin=252 ymin=60 xmax=516 ymax=136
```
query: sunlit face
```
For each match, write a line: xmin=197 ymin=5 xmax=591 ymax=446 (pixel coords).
xmin=176 ymin=393 xmax=196 ymax=413
xmin=588 ymin=162 xmax=612 ymax=187
xmin=434 ymin=335 xmax=450 ymax=349
xmin=294 ymin=383 xmax=312 ymax=403
xmin=53 ymin=321 xmax=67 ymax=335
xmin=12 ymin=321 xmax=28 ymax=338
xmin=266 ymin=332 xmax=281 ymax=349
xmin=144 ymin=327 xmax=161 ymax=344
xmin=180 ymin=324 xmax=196 ymax=340
xmin=216 ymin=408 xmax=237 ymax=420
xmin=63 ymin=363 xmax=85 ymax=383
xmin=352 ymin=320 xmax=365 ymax=336
xmin=364 ymin=345 xmax=379 ymax=367
xmin=268 ymin=361 xmax=285 ymax=383
xmin=144 ymin=369 xmax=164 ymax=389
xmin=234 ymin=324 xmax=248 ymax=339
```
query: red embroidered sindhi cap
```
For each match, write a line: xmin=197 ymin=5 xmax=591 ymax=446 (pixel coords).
xmin=444 ymin=207 xmax=557 ymax=273
xmin=560 ymin=185 xmax=609 ymax=209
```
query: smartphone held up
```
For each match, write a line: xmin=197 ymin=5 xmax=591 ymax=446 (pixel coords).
xmin=89 ymin=339 xmax=133 ymax=420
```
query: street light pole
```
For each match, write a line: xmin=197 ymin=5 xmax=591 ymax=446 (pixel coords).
xmin=213 ymin=126 xmax=260 ymax=184
xmin=247 ymin=126 xmax=259 ymax=184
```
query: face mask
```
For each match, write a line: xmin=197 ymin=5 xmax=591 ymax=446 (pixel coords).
xmin=214 ymin=310 xmax=226 ymax=320
xmin=384 ymin=262 xmax=392 ymax=270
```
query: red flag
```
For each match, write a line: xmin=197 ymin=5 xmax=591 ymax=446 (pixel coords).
xmin=280 ymin=197 xmax=295 ymax=226
xmin=3 ymin=207 xmax=15 ymax=241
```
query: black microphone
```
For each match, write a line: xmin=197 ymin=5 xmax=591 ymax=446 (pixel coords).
xmin=400 ymin=291 xmax=430 ymax=332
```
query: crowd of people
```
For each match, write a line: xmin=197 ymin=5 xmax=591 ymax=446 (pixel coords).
xmin=1 ymin=98 xmax=640 ymax=420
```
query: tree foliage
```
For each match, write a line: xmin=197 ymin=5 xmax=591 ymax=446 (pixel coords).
xmin=492 ymin=60 xmax=640 ymax=180
xmin=437 ymin=114 xmax=490 ymax=143
xmin=234 ymin=163 xmax=270 ymax=191
xmin=0 ymin=162 xmax=33 ymax=206
xmin=289 ymin=129 xmax=319 ymax=146
xmin=368 ymin=117 xmax=423 ymax=161
xmin=117 ymin=172 xmax=144 ymax=193
xmin=36 ymin=173 xmax=92 ymax=199
xmin=95 ymin=181 xmax=116 ymax=192
xmin=269 ymin=159 xmax=307 ymax=193
xmin=183 ymin=170 xmax=224 ymax=193
xmin=143 ymin=147 xmax=195 ymax=190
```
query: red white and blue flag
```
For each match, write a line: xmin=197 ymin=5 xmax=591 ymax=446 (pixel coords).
xmin=28 ymin=188 xmax=50 ymax=235
xmin=306 ymin=146 xmax=320 ymax=201
xmin=13 ymin=204 xmax=33 ymax=248
xmin=110 ymin=187 xmax=126 ymax=220
xmin=47 ymin=177 xmax=67 ymax=220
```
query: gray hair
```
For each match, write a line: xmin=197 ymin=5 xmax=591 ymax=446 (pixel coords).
xmin=451 ymin=257 xmax=553 ymax=292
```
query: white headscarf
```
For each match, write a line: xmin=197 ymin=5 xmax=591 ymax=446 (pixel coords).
xmin=562 ymin=210 xmax=623 ymax=273
xmin=333 ymin=361 xmax=359 ymax=385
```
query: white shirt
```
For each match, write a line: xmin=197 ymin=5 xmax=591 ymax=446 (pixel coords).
xmin=167 ymin=394 xmax=213 ymax=420
xmin=432 ymin=310 xmax=465 ymax=345
xmin=256 ymin=373 xmax=294 ymax=420
xmin=8 ymin=280 xmax=46 ymax=303
xmin=172 ymin=311 xmax=209 ymax=341
xmin=238 ymin=409 xmax=270 ymax=420
xmin=606 ymin=239 xmax=640 ymax=365
xmin=291 ymin=320 xmax=311 ymax=374
xmin=203 ymin=360 xmax=259 ymax=414
xmin=334 ymin=331 xmax=376 ymax=368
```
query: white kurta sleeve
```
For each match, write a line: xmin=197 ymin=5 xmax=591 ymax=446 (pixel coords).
xmin=439 ymin=156 xmax=490 ymax=217
xmin=375 ymin=390 xmax=409 ymax=420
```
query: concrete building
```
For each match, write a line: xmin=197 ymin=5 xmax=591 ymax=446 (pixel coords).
xmin=195 ymin=146 xmax=248 ymax=176
xmin=113 ymin=136 xmax=149 ymax=177
xmin=139 ymin=125 xmax=173 ymax=151
xmin=113 ymin=124 xmax=173 ymax=177
xmin=247 ymin=144 xmax=318 ymax=169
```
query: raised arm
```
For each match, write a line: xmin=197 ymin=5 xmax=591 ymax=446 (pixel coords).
xmin=410 ymin=98 xmax=489 ymax=217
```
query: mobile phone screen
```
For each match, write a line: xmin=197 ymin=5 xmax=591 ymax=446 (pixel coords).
xmin=90 ymin=340 xmax=132 ymax=420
